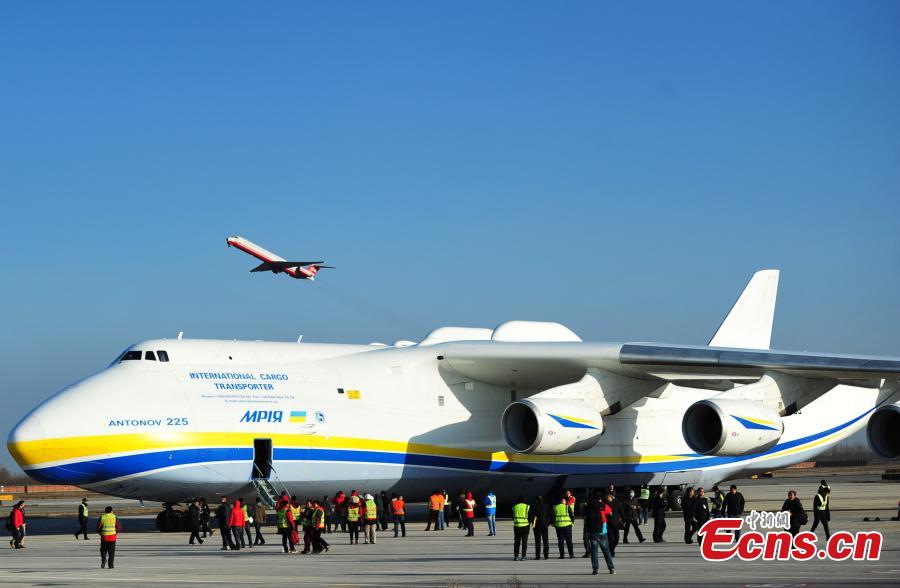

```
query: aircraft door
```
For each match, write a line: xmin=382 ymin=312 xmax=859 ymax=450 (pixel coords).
xmin=252 ymin=438 xmax=272 ymax=479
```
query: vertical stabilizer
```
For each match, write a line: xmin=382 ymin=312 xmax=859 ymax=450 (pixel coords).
xmin=708 ymin=269 xmax=779 ymax=350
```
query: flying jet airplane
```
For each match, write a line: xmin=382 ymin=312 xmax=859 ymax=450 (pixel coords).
xmin=7 ymin=270 xmax=900 ymax=512
xmin=226 ymin=235 xmax=333 ymax=280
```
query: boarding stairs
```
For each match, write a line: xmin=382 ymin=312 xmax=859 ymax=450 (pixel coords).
xmin=252 ymin=462 xmax=289 ymax=508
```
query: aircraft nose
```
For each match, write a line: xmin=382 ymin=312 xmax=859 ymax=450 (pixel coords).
xmin=7 ymin=411 xmax=47 ymax=472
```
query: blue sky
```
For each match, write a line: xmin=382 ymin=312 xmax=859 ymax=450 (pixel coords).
xmin=2 ymin=1 xmax=899 ymax=469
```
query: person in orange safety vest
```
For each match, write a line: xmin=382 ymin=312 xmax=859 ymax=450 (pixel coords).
xmin=391 ymin=493 xmax=407 ymax=537
xmin=425 ymin=489 xmax=444 ymax=531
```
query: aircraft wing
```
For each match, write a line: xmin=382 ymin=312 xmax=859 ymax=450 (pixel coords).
xmin=250 ymin=261 xmax=324 ymax=272
xmin=439 ymin=341 xmax=900 ymax=390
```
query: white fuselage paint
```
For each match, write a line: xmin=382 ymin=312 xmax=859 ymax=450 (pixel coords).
xmin=7 ymin=338 xmax=894 ymax=503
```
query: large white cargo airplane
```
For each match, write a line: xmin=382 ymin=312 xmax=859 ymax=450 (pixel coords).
xmin=226 ymin=235 xmax=333 ymax=280
xmin=7 ymin=270 xmax=900 ymax=507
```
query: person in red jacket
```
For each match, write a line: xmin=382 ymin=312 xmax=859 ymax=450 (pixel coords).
xmin=8 ymin=501 xmax=26 ymax=549
xmin=229 ymin=499 xmax=246 ymax=551
xmin=333 ymin=491 xmax=346 ymax=532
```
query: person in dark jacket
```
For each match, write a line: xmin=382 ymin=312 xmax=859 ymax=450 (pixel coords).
xmin=74 ymin=498 xmax=90 ymax=540
xmin=579 ymin=495 xmax=591 ymax=558
xmin=322 ymin=495 xmax=334 ymax=534
xmin=240 ymin=497 xmax=253 ymax=548
xmin=605 ymin=492 xmax=622 ymax=556
xmin=781 ymin=490 xmax=805 ymax=536
xmin=253 ymin=498 xmax=267 ymax=545
xmin=722 ymin=485 xmax=746 ymax=541
xmin=188 ymin=499 xmax=203 ymax=545
xmin=200 ymin=498 xmax=212 ymax=538
xmin=529 ymin=495 xmax=551 ymax=560
xmin=710 ymin=485 xmax=724 ymax=518
xmin=694 ymin=488 xmax=710 ymax=545
xmin=585 ymin=493 xmax=615 ymax=575
xmin=379 ymin=491 xmax=391 ymax=532
xmin=621 ymin=488 xmax=645 ymax=543
xmin=682 ymin=487 xmax=697 ymax=544
xmin=215 ymin=496 xmax=233 ymax=550
xmin=811 ymin=486 xmax=831 ymax=539
xmin=650 ymin=488 xmax=667 ymax=543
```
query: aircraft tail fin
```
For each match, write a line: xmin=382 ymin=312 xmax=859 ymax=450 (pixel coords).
xmin=708 ymin=269 xmax=779 ymax=350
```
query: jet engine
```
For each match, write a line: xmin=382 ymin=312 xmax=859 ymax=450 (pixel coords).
xmin=866 ymin=401 xmax=900 ymax=459
xmin=501 ymin=398 xmax=604 ymax=455
xmin=682 ymin=398 xmax=783 ymax=456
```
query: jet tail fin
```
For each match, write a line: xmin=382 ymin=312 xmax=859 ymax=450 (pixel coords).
xmin=708 ymin=269 xmax=779 ymax=350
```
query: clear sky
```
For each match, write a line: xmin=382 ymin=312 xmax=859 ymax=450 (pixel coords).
xmin=2 ymin=1 xmax=899 ymax=469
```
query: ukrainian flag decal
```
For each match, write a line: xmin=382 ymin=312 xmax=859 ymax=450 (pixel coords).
xmin=289 ymin=411 xmax=307 ymax=423
xmin=730 ymin=415 xmax=779 ymax=431
xmin=548 ymin=414 xmax=599 ymax=430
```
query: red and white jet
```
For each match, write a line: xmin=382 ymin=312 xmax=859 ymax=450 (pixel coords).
xmin=226 ymin=235 xmax=333 ymax=281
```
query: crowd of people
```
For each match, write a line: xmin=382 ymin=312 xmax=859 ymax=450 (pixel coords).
xmin=5 ymin=479 xmax=836 ymax=574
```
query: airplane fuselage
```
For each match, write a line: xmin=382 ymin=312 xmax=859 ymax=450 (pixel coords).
xmin=7 ymin=338 xmax=892 ymax=503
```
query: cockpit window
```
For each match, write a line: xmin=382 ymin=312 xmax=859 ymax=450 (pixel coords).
xmin=157 ymin=350 xmax=169 ymax=362
xmin=145 ymin=351 xmax=157 ymax=361
xmin=120 ymin=350 xmax=143 ymax=361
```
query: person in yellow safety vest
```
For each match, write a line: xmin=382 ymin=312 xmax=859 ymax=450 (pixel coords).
xmin=363 ymin=494 xmax=378 ymax=544
xmin=346 ymin=496 xmax=361 ymax=544
xmin=442 ymin=490 xmax=451 ymax=530
xmin=311 ymin=501 xmax=330 ymax=553
xmin=96 ymin=506 xmax=120 ymax=569
xmin=512 ymin=495 xmax=531 ymax=561
xmin=553 ymin=496 xmax=575 ymax=558
xmin=289 ymin=497 xmax=302 ymax=554
xmin=710 ymin=485 xmax=724 ymax=519
xmin=811 ymin=486 xmax=831 ymax=539
xmin=75 ymin=498 xmax=90 ymax=540
xmin=638 ymin=485 xmax=651 ymax=524
xmin=277 ymin=498 xmax=295 ymax=553
xmin=299 ymin=500 xmax=313 ymax=554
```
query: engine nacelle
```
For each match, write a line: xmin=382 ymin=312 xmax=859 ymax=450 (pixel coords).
xmin=501 ymin=398 xmax=604 ymax=455
xmin=682 ymin=398 xmax=783 ymax=456
xmin=867 ymin=401 xmax=900 ymax=459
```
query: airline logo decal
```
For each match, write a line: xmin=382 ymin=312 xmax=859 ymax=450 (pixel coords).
xmin=730 ymin=415 xmax=779 ymax=431
xmin=240 ymin=410 xmax=283 ymax=423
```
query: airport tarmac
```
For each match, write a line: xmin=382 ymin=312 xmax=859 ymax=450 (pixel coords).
xmin=1 ymin=476 xmax=898 ymax=587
